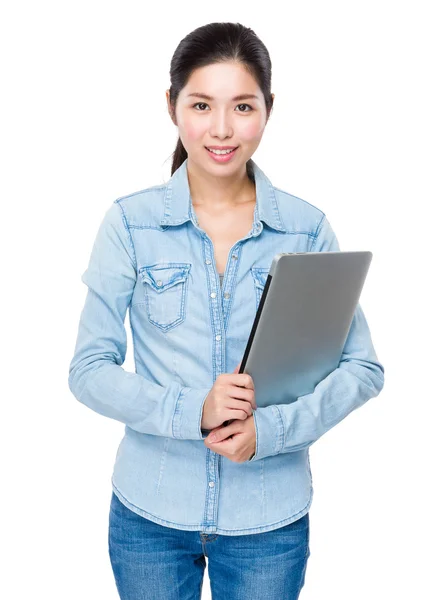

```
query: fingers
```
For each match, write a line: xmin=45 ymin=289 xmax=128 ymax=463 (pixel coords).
xmin=227 ymin=383 xmax=256 ymax=409
xmin=233 ymin=374 xmax=254 ymax=391
xmin=228 ymin=365 xmax=254 ymax=392
xmin=207 ymin=421 xmax=237 ymax=443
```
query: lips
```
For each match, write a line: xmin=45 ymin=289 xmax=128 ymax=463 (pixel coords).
xmin=205 ymin=146 xmax=238 ymax=151
xmin=205 ymin=146 xmax=239 ymax=162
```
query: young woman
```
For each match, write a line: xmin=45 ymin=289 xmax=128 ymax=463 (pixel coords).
xmin=68 ymin=22 xmax=385 ymax=600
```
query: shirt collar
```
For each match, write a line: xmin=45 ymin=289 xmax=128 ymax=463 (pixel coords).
xmin=160 ymin=157 xmax=286 ymax=233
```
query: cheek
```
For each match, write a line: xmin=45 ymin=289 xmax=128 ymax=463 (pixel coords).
xmin=181 ymin=117 xmax=208 ymax=142
xmin=184 ymin=123 xmax=202 ymax=141
xmin=238 ymin=119 xmax=265 ymax=142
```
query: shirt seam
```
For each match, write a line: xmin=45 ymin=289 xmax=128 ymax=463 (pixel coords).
xmin=273 ymin=404 xmax=285 ymax=454
xmin=114 ymin=199 xmax=137 ymax=269
xmin=111 ymin=480 xmax=313 ymax=533
xmin=309 ymin=213 xmax=326 ymax=252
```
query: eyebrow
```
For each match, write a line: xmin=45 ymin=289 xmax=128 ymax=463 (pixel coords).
xmin=186 ymin=93 xmax=260 ymax=102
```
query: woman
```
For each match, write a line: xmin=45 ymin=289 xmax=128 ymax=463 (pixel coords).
xmin=68 ymin=22 xmax=385 ymax=599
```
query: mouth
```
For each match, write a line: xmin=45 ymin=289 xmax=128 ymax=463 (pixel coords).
xmin=204 ymin=146 xmax=239 ymax=162
xmin=205 ymin=146 xmax=239 ymax=152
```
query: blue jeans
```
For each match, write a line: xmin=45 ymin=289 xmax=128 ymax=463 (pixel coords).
xmin=108 ymin=490 xmax=310 ymax=599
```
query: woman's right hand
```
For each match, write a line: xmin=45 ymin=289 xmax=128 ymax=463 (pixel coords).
xmin=201 ymin=362 xmax=257 ymax=431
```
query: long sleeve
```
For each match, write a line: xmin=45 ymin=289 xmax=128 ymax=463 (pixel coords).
xmin=249 ymin=214 xmax=385 ymax=462
xmin=68 ymin=201 xmax=210 ymax=440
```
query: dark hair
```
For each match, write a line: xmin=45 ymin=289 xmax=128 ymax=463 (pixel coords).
xmin=167 ymin=22 xmax=274 ymax=176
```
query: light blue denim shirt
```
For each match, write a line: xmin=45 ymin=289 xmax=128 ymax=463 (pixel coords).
xmin=68 ymin=158 xmax=385 ymax=535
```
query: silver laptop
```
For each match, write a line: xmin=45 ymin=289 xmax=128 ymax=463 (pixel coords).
xmin=236 ymin=251 xmax=372 ymax=411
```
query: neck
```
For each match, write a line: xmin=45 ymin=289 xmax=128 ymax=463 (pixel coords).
xmin=186 ymin=158 xmax=255 ymax=210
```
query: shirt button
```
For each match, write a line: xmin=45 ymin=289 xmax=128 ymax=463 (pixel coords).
xmin=156 ymin=280 xmax=163 ymax=286
xmin=208 ymin=482 xmax=215 ymax=488
xmin=210 ymin=292 xmax=217 ymax=299
xmin=215 ymin=334 xmax=221 ymax=341
xmin=205 ymin=259 xmax=211 ymax=265
xmin=224 ymin=292 xmax=230 ymax=299
xmin=232 ymin=254 xmax=237 ymax=260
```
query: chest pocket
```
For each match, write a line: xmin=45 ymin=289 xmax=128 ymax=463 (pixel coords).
xmin=138 ymin=263 xmax=191 ymax=331
xmin=251 ymin=267 xmax=270 ymax=311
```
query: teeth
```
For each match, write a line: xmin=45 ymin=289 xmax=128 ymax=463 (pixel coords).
xmin=207 ymin=148 xmax=236 ymax=155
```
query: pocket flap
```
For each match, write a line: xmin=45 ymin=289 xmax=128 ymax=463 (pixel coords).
xmin=139 ymin=263 xmax=191 ymax=293
xmin=251 ymin=267 xmax=270 ymax=289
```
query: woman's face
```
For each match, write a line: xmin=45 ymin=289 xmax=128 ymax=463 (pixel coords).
xmin=167 ymin=62 xmax=272 ymax=177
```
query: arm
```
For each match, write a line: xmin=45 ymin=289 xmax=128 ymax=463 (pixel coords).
xmin=68 ymin=200 xmax=210 ymax=440
xmin=249 ymin=214 xmax=385 ymax=462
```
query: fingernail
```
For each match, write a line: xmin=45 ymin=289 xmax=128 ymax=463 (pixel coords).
xmin=209 ymin=434 xmax=216 ymax=442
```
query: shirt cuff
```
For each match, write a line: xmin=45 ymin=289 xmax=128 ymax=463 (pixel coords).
xmin=173 ymin=387 xmax=210 ymax=440
xmin=248 ymin=404 xmax=285 ymax=462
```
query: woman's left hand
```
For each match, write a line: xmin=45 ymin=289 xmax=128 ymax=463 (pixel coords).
xmin=204 ymin=414 xmax=256 ymax=462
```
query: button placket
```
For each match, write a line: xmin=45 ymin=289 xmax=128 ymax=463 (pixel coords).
xmin=220 ymin=245 xmax=240 ymax=327
xmin=201 ymin=236 xmax=225 ymax=531
xmin=202 ymin=240 xmax=225 ymax=374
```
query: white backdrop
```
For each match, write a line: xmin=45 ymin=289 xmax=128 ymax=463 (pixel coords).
xmin=2 ymin=1 xmax=446 ymax=598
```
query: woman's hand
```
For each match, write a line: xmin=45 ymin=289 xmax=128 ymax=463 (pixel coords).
xmin=204 ymin=414 xmax=256 ymax=462
xmin=200 ymin=362 xmax=257 ymax=431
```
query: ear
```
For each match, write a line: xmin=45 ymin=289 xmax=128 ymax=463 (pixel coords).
xmin=267 ymin=93 xmax=275 ymax=120
xmin=166 ymin=90 xmax=177 ymax=125
xmin=266 ymin=94 xmax=275 ymax=124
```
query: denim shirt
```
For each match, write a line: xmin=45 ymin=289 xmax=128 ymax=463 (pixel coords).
xmin=68 ymin=157 xmax=385 ymax=536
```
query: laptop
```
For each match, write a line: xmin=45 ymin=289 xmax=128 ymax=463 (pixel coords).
xmin=223 ymin=251 xmax=372 ymax=425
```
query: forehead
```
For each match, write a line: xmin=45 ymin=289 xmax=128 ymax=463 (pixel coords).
xmin=180 ymin=62 xmax=261 ymax=100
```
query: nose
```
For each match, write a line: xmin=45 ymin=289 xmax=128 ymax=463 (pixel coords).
xmin=209 ymin=108 xmax=233 ymax=139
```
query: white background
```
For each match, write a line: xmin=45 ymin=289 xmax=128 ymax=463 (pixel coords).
xmin=2 ymin=1 xmax=446 ymax=598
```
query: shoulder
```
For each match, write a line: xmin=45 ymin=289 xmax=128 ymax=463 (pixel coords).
xmin=272 ymin=185 xmax=326 ymax=236
xmin=113 ymin=183 xmax=167 ymax=229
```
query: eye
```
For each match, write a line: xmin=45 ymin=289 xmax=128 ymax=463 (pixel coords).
xmin=235 ymin=104 xmax=253 ymax=112
xmin=193 ymin=102 xmax=210 ymax=111
xmin=192 ymin=102 xmax=253 ymax=112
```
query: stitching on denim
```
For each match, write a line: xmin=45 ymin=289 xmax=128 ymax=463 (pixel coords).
xmin=155 ymin=437 xmax=170 ymax=496
xmin=198 ymin=234 xmax=218 ymax=455
xmin=140 ymin=265 xmax=189 ymax=331
xmin=266 ymin=182 xmax=286 ymax=231
xmin=129 ymin=221 xmax=318 ymax=237
xmin=222 ymin=242 xmax=243 ymax=334
xmin=115 ymin=185 xmax=166 ymax=203
xmin=273 ymin=405 xmax=285 ymax=454
xmin=172 ymin=386 xmax=184 ymax=439
xmin=111 ymin=480 xmax=313 ymax=534
xmin=309 ymin=213 xmax=326 ymax=252
xmin=250 ymin=408 xmax=259 ymax=461
xmin=128 ymin=224 xmax=169 ymax=231
xmin=115 ymin=199 xmax=137 ymax=269
xmin=143 ymin=285 xmax=185 ymax=331
xmin=251 ymin=267 xmax=269 ymax=311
